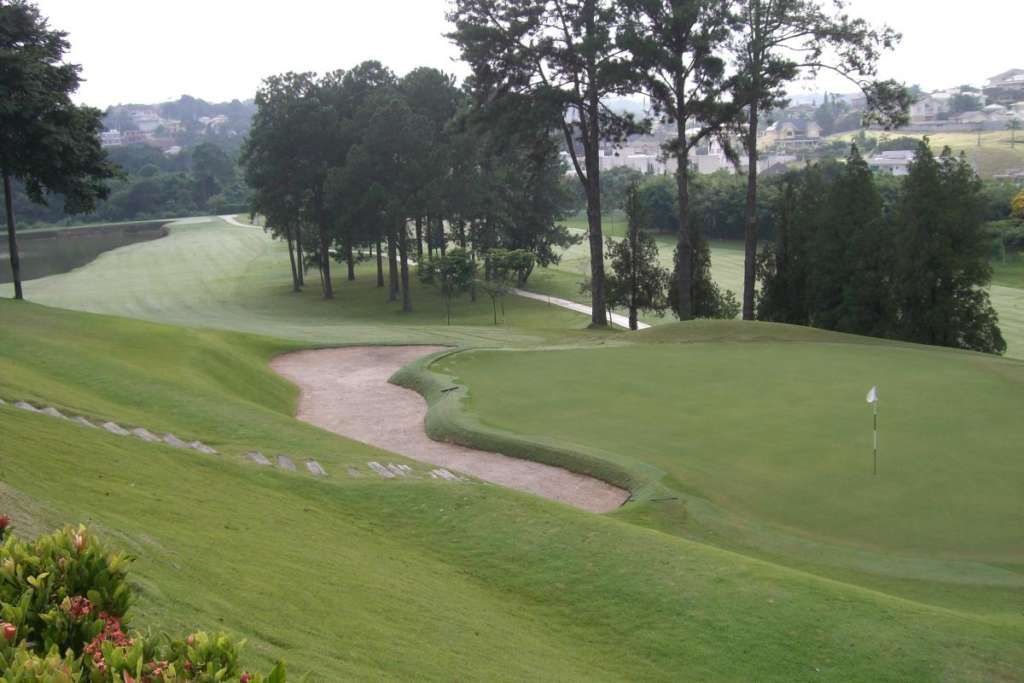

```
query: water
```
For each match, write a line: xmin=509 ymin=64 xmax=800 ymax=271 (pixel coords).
xmin=0 ymin=222 xmax=168 ymax=284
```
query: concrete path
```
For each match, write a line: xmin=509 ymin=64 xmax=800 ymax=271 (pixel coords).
xmin=271 ymin=346 xmax=630 ymax=513
xmin=219 ymin=214 xmax=257 ymax=229
xmin=512 ymin=289 xmax=650 ymax=330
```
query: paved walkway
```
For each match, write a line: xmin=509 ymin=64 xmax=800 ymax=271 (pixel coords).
xmin=512 ymin=289 xmax=651 ymax=330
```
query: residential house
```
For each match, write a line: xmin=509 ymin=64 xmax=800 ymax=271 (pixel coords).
xmin=868 ymin=150 xmax=915 ymax=176
xmin=909 ymin=93 xmax=951 ymax=123
xmin=760 ymin=118 xmax=822 ymax=148
xmin=984 ymin=69 xmax=1024 ymax=105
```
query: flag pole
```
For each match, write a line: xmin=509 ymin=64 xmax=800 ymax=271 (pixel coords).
xmin=873 ymin=400 xmax=878 ymax=476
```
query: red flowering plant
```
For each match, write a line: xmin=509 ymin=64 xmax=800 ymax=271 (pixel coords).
xmin=0 ymin=519 xmax=289 ymax=682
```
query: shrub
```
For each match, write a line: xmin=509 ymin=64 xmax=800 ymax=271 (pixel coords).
xmin=0 ymin=521 xmax=288 ymax=682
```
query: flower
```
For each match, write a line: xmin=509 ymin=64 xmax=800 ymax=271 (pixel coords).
xmin=240 ymin=673 xmax=252 ymax=683
xmin=63 ymin=596 xmax=93 ymax=619
xmin=72 ymin=532 xmax=86 ymax=553
xmin=0 ymin=515 xmax=10 ymax=530
xmin=2 ymin=622 xmax=16 ymax=643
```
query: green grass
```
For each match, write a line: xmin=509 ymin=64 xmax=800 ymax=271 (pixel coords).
xmin=830 ymin=130 xmax=1024 ymax=179
xmin=993 ymin=253 xmax=1024 ymax=288
xmin=537 ymin=214 xmax=1024 ymax=357
xmin=3 ymin=302 xmax=1024 ymax=681
xmin=3 ymin=215 xmax=1024 ymax=679
xmin=0 ymin=217 xmax=595 ymax=347
xmin=429 ymin=323 xmax=1024 ymax=612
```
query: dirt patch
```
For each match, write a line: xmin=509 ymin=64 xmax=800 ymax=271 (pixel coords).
xmin=270 ymin=346 xmax=630 ymax=513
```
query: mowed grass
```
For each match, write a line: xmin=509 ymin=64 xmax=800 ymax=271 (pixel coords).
xmin=540 ymin=213 xmax=1024 ymax=357
xmin=0 ymin=217 xmax=592 ymax=347
xmin=831 ymin=129 xmax=1024 ymax=179
xmin=432 ymin=323 xmax=1024 ymax=602
xmin=5 ymin=304 xmax=1024 ymax=680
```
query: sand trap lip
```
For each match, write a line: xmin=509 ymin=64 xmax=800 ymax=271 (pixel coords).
xmin=270 ymin=346 xmax=630 ymax=513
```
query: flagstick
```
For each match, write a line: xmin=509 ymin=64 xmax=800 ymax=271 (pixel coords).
xmin=873 ymin=401 xmax=878 ymax=476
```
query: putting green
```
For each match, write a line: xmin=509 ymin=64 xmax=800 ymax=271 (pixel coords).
xmin=432 ymin=325 xmax=1024 ymax=564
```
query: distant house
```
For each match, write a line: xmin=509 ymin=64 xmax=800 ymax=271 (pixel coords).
xmin=984 ymin=69 xmax=1024 ymax=105
xmin=99 ymin=130 xmax=124 ymax=148
xmin=760 ymin=118 xmax=822 ymax=147
xmin=868 ymin=150 xmax=915 ymax=176
xmin=909 ymin=93 xmax=951 ymax=123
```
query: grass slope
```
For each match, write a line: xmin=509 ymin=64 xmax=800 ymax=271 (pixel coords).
xmin=4 ymin=303 xmax=1022 ymax=680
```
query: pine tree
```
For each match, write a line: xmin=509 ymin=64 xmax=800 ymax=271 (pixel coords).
xmin=605 ymin=184 xmax=669 ymax=330
xmin=895 ymin=143 xmax=1005 ymax=354
xmin=810 ymin=145 xmax=895 ymax=337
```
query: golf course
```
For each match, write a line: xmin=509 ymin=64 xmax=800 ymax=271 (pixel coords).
xmin=2 ymin=216 xmax=1023 ymax=680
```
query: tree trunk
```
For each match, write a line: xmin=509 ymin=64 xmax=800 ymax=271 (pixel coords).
xmin=346 ymin=240 xmax=355 ymax=281
xmin=319 ymin=225 xmax=333 ymax=299
xmin=286 ymin=225 xmax=300 ymax=292
xmin=387 ymin=231 xmax=399 ymax=302
xmin=398 ymin=220 xmax=412 ymax=313
xmin=437 ymin=218 xmax=446 ymax=257
xmin=742 ymin=103 xmax=760 ymax=320
xmin=675 ymin=113 xmax=693 ymax=321
xmin=376 ymin=237 xmax=385 ymax=287
xmin=295 ymin=224 xmax=305 ymax=287
xmin=415 ymin=216 xmax=424 ymax=259
xmin=4 ymin=172 xmax=23 ymax=300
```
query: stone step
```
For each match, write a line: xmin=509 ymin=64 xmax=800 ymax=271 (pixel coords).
xmin=102 ymin=421 xmax=130 ymax=436
xmin=305 ymin=459 xmax=327 ymax=476
xmin=131 ymin=427 xmax=161 ymax=443
xmin=162 ymin=433 xmax=189 ymax=449
xmin=247 ymin=451 xmax=271 ymax=466
xmin=15 ymin=401 xmax=38 ymax=413
xmin=40 ymin=407 xmax=67 ymax=419
xmin=189 ymin=441 xmax=217 ymax=455
xmin=276 ymin=455 xmax=296 ymax=471
xmin=367 ymin=461 xmax=395 ymax=479
xmin=72 ymin=416 xmax=97 ymax=429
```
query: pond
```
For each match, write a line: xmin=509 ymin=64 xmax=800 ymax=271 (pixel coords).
xmin=0 ymin=221 xmax=169 ymax=284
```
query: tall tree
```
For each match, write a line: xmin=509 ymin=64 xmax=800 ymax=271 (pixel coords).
xmin=448 ymin=0 xmax=646 ymax=326
xmin=605 ymin=183 xmax=669 ymax=330
xmin=730 ymin=0 xmax=909 ymax=320
xmin=618 ymin=0 xmax=736 ymax=320
xmin=809 ymin=145 xmax=894 ymax=336
xmin=1 ymin=0 xmax=116 ymax=299
xmin=895 ymin=143 xmax=1005 ymax=354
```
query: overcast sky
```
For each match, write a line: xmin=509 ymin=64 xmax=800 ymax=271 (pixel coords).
xmin=35 ymin=0 xmax=1021 ymax=109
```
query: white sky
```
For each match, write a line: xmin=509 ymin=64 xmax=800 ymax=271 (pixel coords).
xmin=35 ymin=0 xmax=1022 ymax=109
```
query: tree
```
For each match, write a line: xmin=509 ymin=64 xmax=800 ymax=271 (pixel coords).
xmin=618 ymin=0 xmax=736 ymax=320
xmin=1013 ymin=188 xmax=1024 ymax=221
xmin=418 ymin=247 xmax=477 ymax=324
xmin=949 ymin=92 xmax=983 ymax=115
xmin=729 ymin=0 xmax=909 ymax=320
xmin=809 ymin=145 xmax=894 ymax=337
xmin=480 ymin=248 xmax=534 ymax=324
xmin=191 ymin=142 xmax=234 ymax=207
xmin=605 ymin=184 xmax=668 ymax=330
xmin=895 ymin=143 xmax=1004 ymax=354
xmin=448 ymin=0 xmax=646 ymax=327
xmin=1 ymin=0 xmax=117 ymax=300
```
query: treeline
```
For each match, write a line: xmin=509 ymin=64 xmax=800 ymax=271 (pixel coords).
xmin=242 ymin=62 xmax=577 ymax=309
xmin=758 ymin=143 xmax=1006 ymax=354
xmin=4 ymin=142 xmax=251 ymax=228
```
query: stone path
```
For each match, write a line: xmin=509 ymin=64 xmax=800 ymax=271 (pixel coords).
xmin=3 ymin=397 xmax=476 ymax=488
xmin=271 ymin=347 xmax=630 ymax=513
xmin=511 ymin=288 xmax=651 ymax=330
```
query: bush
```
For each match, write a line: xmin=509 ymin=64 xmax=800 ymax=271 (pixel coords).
xmin=0 ymin=521 xmax=288 ymax=682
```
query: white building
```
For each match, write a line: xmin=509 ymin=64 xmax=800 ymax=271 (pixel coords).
xmin=868 ymin=150 xmax=915 ymax=176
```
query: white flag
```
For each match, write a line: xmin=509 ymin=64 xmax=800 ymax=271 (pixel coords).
xmin=866 ymin=386 xmax=878 ymax=404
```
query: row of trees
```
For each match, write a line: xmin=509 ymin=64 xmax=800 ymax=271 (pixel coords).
xmin=758 ymin=143 xmax=1006 ymax=354
xmin=448 ymin=0 xmax=910 ymax=326
xmin=241 ymin=63 xmax=578 ymax=312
